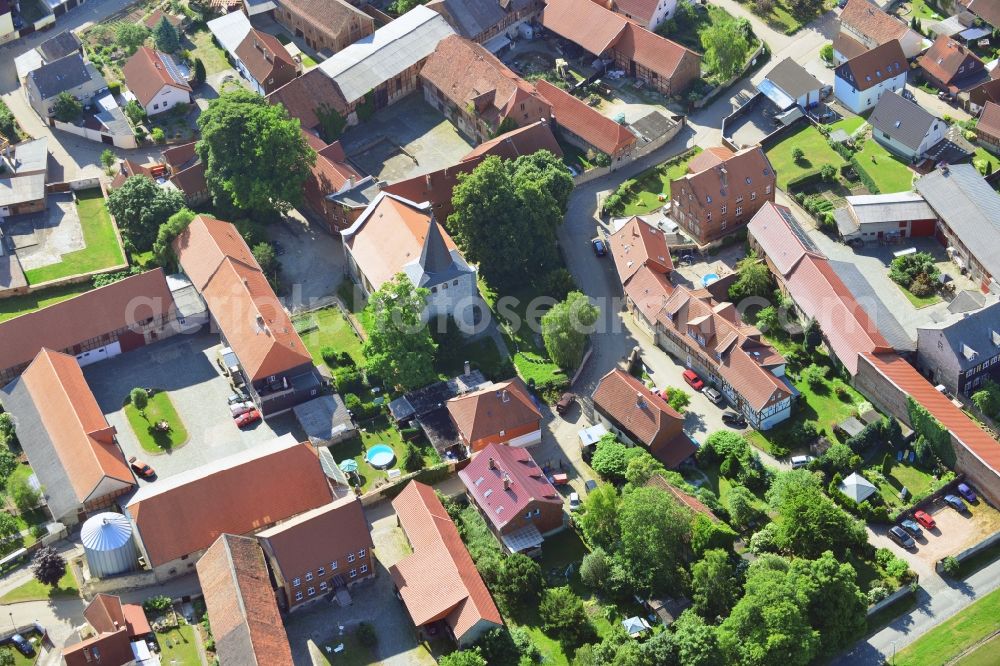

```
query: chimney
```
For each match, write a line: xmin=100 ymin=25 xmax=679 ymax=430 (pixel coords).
xmin=488 ymin=457 xmax=496 ymax=470
xmin=501 ymin=389 xmax=510 ymax=403
xmin=719 ymin=165 xmax=728 ymax=191
xmin=636 ymin=391 xmax=645 ymax=408
xmin=503 ymin=474 xmax=511 ymax=491
xmin=464 ymin=360 xmax=471 ymax=375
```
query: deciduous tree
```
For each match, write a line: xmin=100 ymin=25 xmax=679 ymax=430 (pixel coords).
xmin=152 ymin=16 xmax=180 ymax=53
xmin=728 ymin=251 xmax=773 ymax=302
xmin=541 ymin=291 xmax=599 ymax=370
xmin=31 ymin=547 xmax=67 ymax=587
xmin=539 ymin=587 xmax=594 ymax=648
xmin=671 ymin=610 xmax=724 ymax=666
xmin=616 ymin=486 xmax=692 ymax=595
xmin=152 ymin=208 xmax=196 ymax=270
xmin=107 ymin=175 xmax=185 ymax=252
xmin=9 ymin=474 xmax=40 ymax=513
xmin=197 ymin=90 xmax=315 ymax=216
xmin=793 ymin=551 xmax=867 ymax=655
xmin=492 ymin=553 xmax=542 ymax=613
xmin=691 ymin=548 xmax=739 ymax=621
xmin=362 ymin=274 xmax=438 ymax=390
xmin=578 ymin=483 xmax=620 ymax=550
xmin=52 ymin=92 xmax=82 ymax=123
xmin=115 ymin=23 xmax=149 ymax=55
xmin=701 ymin=13 xmax=750 ymax=80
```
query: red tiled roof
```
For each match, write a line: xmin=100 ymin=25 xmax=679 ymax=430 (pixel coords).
xmin=457 ymin=443 xmax=562 ymax=531
xmin=462 ymin=120 xmax=563 ymax=161
xmin=198 ymin=534 xmax=294 ymax=666
xmin=978 ymin=101 xmax=1000 ymax=139
xmin=835 ymin=39 xmax=906 ymax=92
xmin=970 ymin=78 xmax=1000 ymax=107
xmin=615 ymin=22 xmax=697 ymax=81
xmin=447 ymin=377 xmax=541 ymax=445
xmin=608 ymin=216 xmax=672 ymax=285
xmin=833 ymin=32 xmax=868 ymax=61
xmin=840 ymin=0 xmax=908 ymax=45
xmin=960 ymin=0 xmax=1000 ymax=29
xmin=235 ymin=29 xmax=297 ymax=92
xmin=143 ymin=8 xmax=183 ymax=30
xmin=919 ymin=35 xmax=985 ymax=88
xmin=306 ymin=132 xmax=362 ymax=195
xmin=592 ymin=369 xmax=694 ymax=467
xmin=674 ymin=146 xmax=774 ymax=216
xmin=687 ymin=146 xmax=734 ymax=174
xmin=862 ymin=352 xmax=1000 ymax=474
xmin=173 ymin=216 xmax=313 ymax=381
xmin=126 ymin=437 xmax=333 ymax=566
xmin=543 ymin=0 xmax=630 ymax=55
xmin=623 ymin=264 xmax=673 ymax=324
xmin=389 ymin=482 xmax=502 ymax=644
xmin=266 ymin=68 xmax=351 ymax=132
xmin=382 ymin=158 xmax=482 ymax=221
xmin=84 ymin=594 xmax=151 ymax=637
xmin=645 ymin=474 xmax=717 ymax=521
xmin=20 ymin=349 xmax=133 ymax=498
xmin=121 ymin=47 xmax=191 ymax=107
xmin=614 ymin=0 xmax=658 ymax=24
xmin=0 ymin=269 xmax=173 ymax=376
xmin=534 ymin=80 xmax=637 ymax=156
xmin=62 ymin=629 xmax=133 ymax=666
xmin=162 ymin=141 xmax=197 ymax=170
xmin=256 ymin=496 xmax=373 ymax=582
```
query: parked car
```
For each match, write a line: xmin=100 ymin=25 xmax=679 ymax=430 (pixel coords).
xmin=888 ymin=525 xmax=916 ymax=549
xmin=703 ymin=386 xmax=723 ymax=405
xmin=591 ymin=238 xmax=608 ymax=257
xmin=682 ymin=369 xmax=704 ymax=391
xmin=234 ymin=409 xmax=261 ymax=428
xmin=8 ymin=634 xmax=33 ymax=657
xmin=957 ymin=483 xmax=977 ymax=502
xmin=584 ymin=479 xmax=598 ymax=494
xmin=914 ymin=510 xmax=936 ymax=530
xmin=569 ymin=492 xmax=581 ymax=511
xmin=555 ymin=392 xmax=577 ymax=415
xmin=790 ymin=455 xmax=814 ymax=469
xmin=721 ymin=410 xmax=747 ymax=428
xmin=128 ymin=457 xmax=155 ymax=479
xmin=227 ymin=391 xmax=248 ymax=405
xmin=900 ymin=519 xmax=923 ymax=537
xmin=229 ymin=400 xmax=255 ymax=417
xmin=944 ymin=494 xmax=967 ymax=512
xmin=901 ymin=88 xmax=916 ymax=101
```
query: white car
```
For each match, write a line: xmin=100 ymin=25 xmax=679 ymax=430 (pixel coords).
xmin=569 ymin=492 xmax=581 ymax=511
xmin=229 ymin=401 xmax=255 ymax=417
xmin=790 ymin=455 xmax=814 ymax=469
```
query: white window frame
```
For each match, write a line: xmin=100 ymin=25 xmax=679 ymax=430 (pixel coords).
xmin=331 ymin=560 xmax=338 ymax=570
xmin=293 ymin=577 xmax=301 ymax=587
xmin=305 ymin=572 xmax=314 ymax=581
xmin=360 ymin=564 xmax=369 ymax=574
xmin=307 ymin=587 xmax=316 ymax=596
xmin=350 ymin=569 xmax=358 ymax=578
xmin=347 ymin=553 xmax=355 ymax=563
xmin=294 ymin=591 xmax=303 ymax=601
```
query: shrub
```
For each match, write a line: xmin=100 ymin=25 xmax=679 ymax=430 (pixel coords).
xmin=580 ymin=548 xmax=610 ymax=591
xmin=909 ymin=273 xmax=935 ymax=297
xmin=344 ymin=393 xmax=362 ymax=413
xmin=402 ymin=442 xmax=424 ymax=472
xmin=539 ymin=587 xmax=594 ymax=648
xmin=333 ymin=367 xmax=365 ymax=394
xmin=940 ymin=555 xmax=960 ymax=577
xmin=801 ymin=363 xmax=829 ymax=387
xmin=321 ymin=346 xmax=338 ymax=367
xmin=792 ymin=147 xmax=805 ymax=162
xmin=357 ymin=622 xmax=377 ymax=647
xmin=143 ymin=595 xmax=172 ymax=613
xmin=820 ymin=43 xmax=833 ymax=63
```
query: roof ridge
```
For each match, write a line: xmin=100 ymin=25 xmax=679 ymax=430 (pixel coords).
xmin=221 ymin=536 xmax=259 ymax=666
xmin=38 ymin=349 xmax=109 ymax=478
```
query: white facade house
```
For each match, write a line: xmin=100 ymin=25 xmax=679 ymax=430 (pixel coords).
xmin=834 ymin=40 xmax=908 ymax=114
xmin=342 ymin=192 xmax=484 ymax=331
xmin=621 ymin=0 xmax=678 ymax=32
xmin=122 ymin=47 xmax=192 ymax=117
xmin=869 ymin=91 xmax=947 ymax=161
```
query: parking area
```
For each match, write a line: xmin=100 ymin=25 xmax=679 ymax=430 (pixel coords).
xmin=6 ymin=193 xmax=82 ymax=272
xmin=338 ymin=96 xmax=474 ymax=182
xmin=269 ymin=212 xmax=347 ymax=307
xmin=84 ymin=330 xmax=303 ymax=482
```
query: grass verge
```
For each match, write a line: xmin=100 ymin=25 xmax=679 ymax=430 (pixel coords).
xmin=894 ymin=586 xmax=1000 ymax=666
xmin=0 ymin=568 xmax=78 ymax=603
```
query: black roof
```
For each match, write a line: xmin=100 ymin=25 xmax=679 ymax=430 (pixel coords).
xmin=28 ymin=53 xmax=94 ymax=101
xmin=37 ymin=31 xmax=82 ymax=63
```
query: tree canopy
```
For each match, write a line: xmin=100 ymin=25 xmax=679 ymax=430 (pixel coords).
xmin=728 ymin=251 xmax=773 ymax=302
xmin=691 ymin=548 xmax=740 ymax=621
xmin=542 ymin=291 xmax=599 ymax=370
xmin=617 ymin=486 xmax=692 ymax=595
xmin=32 ymin=547 xmax=67 ymax=587
xmin=52 ymin=92 xmax=83 ymax=123
xmin=107 ymin=175 xmax=186 ymax=252
xmin=590 ymin=434 xmax=645 ymax=483
xmin=701 ymin=13 xmax=750 ymax=80
xmin=197 ymin=90 xmax=316 ymax=216
xmin=767 ymin=470 xmax=866 ymax=559
xmin=152 ymin=16 xmax=180 ymax=53
xmin=152 ymin=208 xmax=196 ymax=270
xmin=115 ymin=23 xmax=149 ymax=55
xmin=362 ymin=274 xmax=438 ymax=390
xmin=448 ymin=151 xmax=572 ymax=287
xmin=578 ymin=483 xmax=620 ymax=551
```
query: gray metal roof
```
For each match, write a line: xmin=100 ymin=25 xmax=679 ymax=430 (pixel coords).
xmin=427 ymin=0 xmax=504 ymax=39
xmin=948 ymin=289 xmax=987 ymax=315
xmin=11 ymin=137 xmax=48 ymax=175
xmin=0 ymin=378 xmax=79 ymax=521
xmin=764 ymin=57 xmax=822 ymax=100
xmin=916 ymin=163 xmax=1000 ymax=279
xmin=918 ymin=300 xmax=1000 ymax=372
xmin=869 ymin=91 xmax=937 ymax=152
xmin=844 ymin=192 xmax=935 ymax=226
xmin=28 ymin=53 xmax=95 ymax=101
xmin=829 ymin=259 xmax=916 ymax=351
xmin=318 ymin=5 xmax=455 ymax=104
xmin=292 ymin=394 xmax=357 ymax=446
xmin=0 ymin=174 xmax=45 ymax=207
xmin=207 ymin=11 xmax=252 ymax=58
xmin=37 ymin=31 xmax=82 ymax=63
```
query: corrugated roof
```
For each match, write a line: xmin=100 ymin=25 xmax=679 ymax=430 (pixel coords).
xmin=426 ymin=0 xmax=505 ymax=39
xmin=207 ymin=11 xmax=252 ymax=57
xmin=318 ymin=6 xmax=455 ymax=104
xmin=843 ymin=191 xmax=935 ymax=226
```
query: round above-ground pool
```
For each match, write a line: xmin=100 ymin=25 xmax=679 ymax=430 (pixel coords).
xmin=701 ymin=273 xmax=720 ymax=287
xmin=366 ymin=444 xmax=396 ymax=469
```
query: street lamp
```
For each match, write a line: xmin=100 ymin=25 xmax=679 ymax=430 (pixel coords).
xmin=8 ymin=612 xmax=14 ymax=631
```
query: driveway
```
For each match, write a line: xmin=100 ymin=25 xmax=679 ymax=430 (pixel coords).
xmin=270 ymin=211 xmax=347 ymax=308
xmin=83 ymin=331 xmax=303 ymax=482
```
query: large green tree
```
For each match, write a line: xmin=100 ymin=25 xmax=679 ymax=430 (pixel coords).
xmin=728 ymin=251 xmax=773 ymax=302
xmin=691 ymin=548 xmax=739 ymax=621
xmin=616 ymin=486 xmax=692 ymax=595
xmin=107 ymin=175 xmax=185 ymax=252
xmin=152 ymin=16 xmax=180 ymax=53
xmin=115 ymin=23 xmax=149 ymax=55
xmin=768 ymin=472 xmax=866 ymax=559
xmin=578 ymin=483 xmax=620 ymax=551
xmin=671 ymin=610 xmax=724 ymax=666
xmin=491 ymin=553 xmax=542 ymax=614
xmin=448 ymin=151 xmax=572 ymax=286
xmin=539 ymin=586 xmax=594 ymax=648
xmin=542 ymin=291 xmax=599 ymax=370
xmin=793 ymin=551 xmax=867 ymax=655
xmin=362 ymin=274 xmax=438 ymax=390
xmin=589 ymin=434 xmax=643 ymax=483
xmin=701 ymin=13 xmax=750 ymax=80
xmin=197 ymin=90 xmax=315 ymax=216
xmin=152 ymin=208 xmax=196 ymax=269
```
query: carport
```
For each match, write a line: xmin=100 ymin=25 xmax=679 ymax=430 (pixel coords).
xmin=293 ymin=394 xmax=357 ymax=446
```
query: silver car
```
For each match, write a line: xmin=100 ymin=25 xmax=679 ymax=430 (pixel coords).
xmin=703 ymin=387 xmax=723 ymax=405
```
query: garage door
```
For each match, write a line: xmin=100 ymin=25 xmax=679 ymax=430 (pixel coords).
xmin=76 ymin=341 xmax=121 ymax=367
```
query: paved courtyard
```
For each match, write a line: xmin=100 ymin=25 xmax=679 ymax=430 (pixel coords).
xmin=6 ymin=193 xmax=83 ymax=271
xmin=270 ymin=212 xmax=347 ymax=309
xmin=84 ymin=331 xmax=304 ymax=482
xmin=339 ymin=95 xmax=474 ymax=183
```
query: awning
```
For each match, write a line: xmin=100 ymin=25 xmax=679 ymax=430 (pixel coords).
xmin=501 ymin=524 xmax=544 ymax=553
xmin=483 ymin=33 xmax=511 ymax=54
xmin=578 ymin=423 xmax=608 ymax=447
xmin=757 ymin=78 xmax=795 ymax=110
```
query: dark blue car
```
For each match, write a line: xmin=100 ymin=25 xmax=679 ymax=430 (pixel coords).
xmin=944 ymin=494 xmax=967 ymax=512
xmin=957 ymin=483 xmax=977 ymax=503
xmin=591 ymin=238 xmax=608 ymax=257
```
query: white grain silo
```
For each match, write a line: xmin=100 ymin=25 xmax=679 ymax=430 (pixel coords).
xmin=82 ymin=512 xmax=138 ymax=578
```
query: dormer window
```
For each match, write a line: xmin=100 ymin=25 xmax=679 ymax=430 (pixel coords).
xmin=706 ymin=195 xmax=712 ymax=203
xmin=745 ymin=177 xmax=751 ymax=184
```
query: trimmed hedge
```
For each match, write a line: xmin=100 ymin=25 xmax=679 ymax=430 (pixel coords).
xmin=850 ymin=155 xmax=881 ymax=194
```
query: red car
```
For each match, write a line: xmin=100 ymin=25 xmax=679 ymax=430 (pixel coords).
xmin=128 ymin=456 xmax=155 ymax=479
xmin=682 ymin=369 xmax=705 ymax=391
xmin=914 ymin=510 xmax=936 ymax=530
xmin=234 ymin=409 xmax=261 ymax=428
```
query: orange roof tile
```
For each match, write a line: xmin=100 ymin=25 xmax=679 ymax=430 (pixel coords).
xmin=121 ymin=47 xmax=191 ymax=107
xmin=673 ymin=146 xmax=774 ymax=215
xmin=543 ymin=0 xmax=630 ymax=54
xmin=62 ymin=629 xmax=133 ymax=666
xmin=462 ymin=119 xmax=563 ymax=161
xmin=534 ymin=80 xmax=637 ymax=156
xmin=835 ymin=39 xmax=906 ymax=92
xmin=389 ymin=481 xmax=502 ymax=644
xmin=234 ymin=29 xmax=297 ymax=92
xmin=646 ymin=474 xmax=717 ymax=521
xmin=609 ymin=216 xmax=672 ymax=285
xmin=382 ymin=158 xmax=482 ymax=222
xmin=173 ymin=216 xmax=313 ymax=381
xmin=446 ymin=377 xmax=541 ymax=444
xmin=20 ymin=349 xmax=134 ymax=499
xmin=840 ymin=0 xmax=909 ymax=46
xmin=266 ymin=68 xmax=351 ymax=132
xmin=0 ymin=269 xmax=174 ymax=377
xmin=83 ymin=594 xmax=127 ymax=635
xmin=126 ymin=436 xmax=333 ymax=566
xmin=614 ymin=23 xmax=697 ymax=81
xmin=198 ymin=534 xmax=294 ymax=666
xmin=687 ymin=147 xmax=734 ymax=174
xmin=918 ymin=35 xmax=985 ymax=89
xmin=978 ymin=101 xmax=1000 ymax=139
xmin=623 ymin=264 xmax=673 ymax=324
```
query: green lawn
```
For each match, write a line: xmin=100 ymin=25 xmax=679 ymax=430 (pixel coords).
xmin=619 ymin=148 xmax=702 ymax=216
xmin=328 ymin=415 xmax=439 ymax=492
xmin=8 ymin=631 xmax=43 ymax=666
xmin=156 ymin=625 xmax=200 ymax=665
xmin=894 ymin=586 xmax=1000 ymax=666
xmin=0 ymin=568 xmax=78 ymax=603
xmin=898 ymin=0 xmax=945 ymax=22
xmin=294 ymin=306 xmax=365 ymax=368
xmin=897 ymin=283 xmax=942 ymax=308
xmin=124 ymin=391 xmax=189 ymax=453
xmin=871 ymin=458 xmax=937 ymax=509
xmin=189 ymin=29 xmax=231 ymax=76
xmin=855 ymin=140 xmax=915 ymax=193
xmin=435 ymin=335 xmax=509 ymax=381
xmin=972 ymin=147 xmax=1000 ymax=176
xmin=830 ymin=116 xmax=866 ymax=135
xmin=956 ymin=632 xmax=1000 ymax=666
xmin=301 ymin=53 xmax=318 ymax=68
xmin=24 ymin=189 xmax=125 ymax=285
xmin=0 ymin=281 xmax=94 ymax=323
xmin=766 ymin=125 xmax=847 ymax=190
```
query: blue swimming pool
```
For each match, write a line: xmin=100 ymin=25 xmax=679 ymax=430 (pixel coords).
xmin=702 ymin=273 xmax=720 ymax=287
xmin=366 ymin=444 xmax=396 ymax=469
